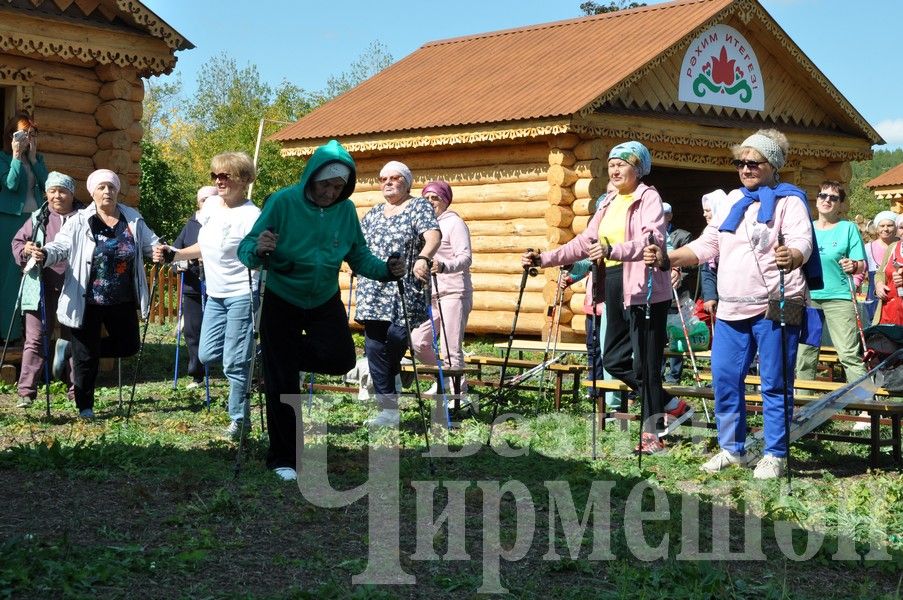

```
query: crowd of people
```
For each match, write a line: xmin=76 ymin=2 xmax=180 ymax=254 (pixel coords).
xmin=3 ymin=107 xmax=896 ymax=482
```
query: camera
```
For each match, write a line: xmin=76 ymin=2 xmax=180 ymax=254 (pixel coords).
xmin=12 ymin=130 xmax=28 ymax=143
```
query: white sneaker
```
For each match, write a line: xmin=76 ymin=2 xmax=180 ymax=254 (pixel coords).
xmin=365 ymin=408 xmax=400 ymax=427
xmin=424 ymin=381 xmax=439 ymax=395
xmin=273 ymin=467 xmax=297 ymax=481
xmin=700 ymin=449 xmax=752 ymax=473
xmin=186 ymin=380 xmax=202 ymax=390
xmin=753 ymin=454 xmax=786 ymax=480
xmin=16 ymin=396 xmax=34 ymax=408
xmin=852 ymin=411 xmax=870 ymax=432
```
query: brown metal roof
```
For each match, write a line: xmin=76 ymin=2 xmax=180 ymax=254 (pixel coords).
xmin=867 ymin=162 xmax=903 ymax=189
xmin=272 ymin=0 xmax=733 ymax=143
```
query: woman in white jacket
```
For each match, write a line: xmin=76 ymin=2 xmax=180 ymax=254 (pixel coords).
xmin=25 ymin=169 xmax=162 ymax=419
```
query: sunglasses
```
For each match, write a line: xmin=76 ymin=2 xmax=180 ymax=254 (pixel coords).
xmin=817 ymin=192 xmax=842 ymax=202
xmin=732 ymin=159 xmax=768 ymax=170
xmin=210 ymin=172 xmax=233 ymax=182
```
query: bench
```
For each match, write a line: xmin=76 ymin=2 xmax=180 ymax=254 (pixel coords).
xmin=580 ymin=378 xmax=902 ymax=468
xmin=463 ymin=355 xmax=586 ymax=408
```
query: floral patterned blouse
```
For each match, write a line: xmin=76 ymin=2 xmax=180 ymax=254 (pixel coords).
xmin=87 ymin=213 xmax=136 ymax=305
xmin=355 ymin=196 xmax=439 ymax=327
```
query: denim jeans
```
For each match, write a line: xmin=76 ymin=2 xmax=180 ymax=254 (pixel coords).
xmin=199 ymin=293 xmax=256 ymax=422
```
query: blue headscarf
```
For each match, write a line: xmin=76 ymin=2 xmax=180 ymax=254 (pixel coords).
xmin=609 ymin=141 xmax=651 ymax=178
xmin=719 ymin=182 xmax=823 ymax=290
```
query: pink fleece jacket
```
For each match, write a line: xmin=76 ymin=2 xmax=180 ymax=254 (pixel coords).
xmin=542 ymin=183 xmax=671 ymax=307
xmin=686 ymin=191 xmax=813 ymax=321
xmin=433 ymin=210 xmax=473 ymax=298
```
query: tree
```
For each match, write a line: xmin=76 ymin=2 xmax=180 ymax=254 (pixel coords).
xmin=848 ymin=148 xmax=903 ymax=222
xmin=138 ymin=138 xmax=196 ymax=242
xmin=580 ymin=0 xmax=646 ymax=15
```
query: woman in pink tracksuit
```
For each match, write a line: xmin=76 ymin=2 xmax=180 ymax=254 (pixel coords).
xmin=412 ymin=180 xmax=473 ymax=395
xmin=523 ymin=141 xmax=690 ymax=454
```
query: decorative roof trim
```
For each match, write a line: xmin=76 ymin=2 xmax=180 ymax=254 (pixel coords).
xmin=115 ymin=0 xmax=193 ymax=52
xmin=278 ymin=119 xmax=574 ymax=158
xmin=571 ymin=119 xmax=872 ymax=162
xmin=578 ymin=0 xmax=881 ymax=145
xmin=0 ymin=20 xmax=176 ymax=76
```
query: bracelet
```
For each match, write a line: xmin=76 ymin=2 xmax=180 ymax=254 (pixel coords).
xmin=416 ymin=255 xmax=432 ymax=267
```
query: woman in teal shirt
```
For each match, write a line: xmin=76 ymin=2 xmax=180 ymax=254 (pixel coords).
xmin=795 ymin=181 xmax=866 ymax=383
xmin=1 ymin=112 xmax=49 ymax=342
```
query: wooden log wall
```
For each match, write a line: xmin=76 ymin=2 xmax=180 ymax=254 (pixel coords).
xmin=339 ymin=131 xmax=854 ymax=339
xmin=2 ymin=55 xmax=144 ymax=208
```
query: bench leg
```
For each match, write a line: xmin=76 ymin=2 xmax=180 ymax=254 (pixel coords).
xmin=554 ymin=373 xmax=563 ymax=412
xmin=452 ymin=375 xmax=461 ymax=413
xmin=870 ymin=411 xmax=880 ymax=469
xmin=571 ymin=373 xmax=579 ymax=411
xmin=892 ymin=414 xmax=901 ymax=465
xmin=619 ymin=391 xmax=629 ymax=432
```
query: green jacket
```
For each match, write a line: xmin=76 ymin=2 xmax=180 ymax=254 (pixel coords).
xmin=238 ymin=139 xmax=390 ymax=309
xmin=0 ymin=152 xmax=49 ymax=216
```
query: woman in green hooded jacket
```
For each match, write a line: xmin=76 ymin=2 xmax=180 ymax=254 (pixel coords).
xmin=238 ymin=139 xmax=403 ymax=481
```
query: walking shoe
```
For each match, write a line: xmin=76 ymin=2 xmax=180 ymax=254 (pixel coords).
xmin=16 ymin=396 xmax=34 ymax=408
xmin=273 ymin=467 xmax=297 ymax=481
xmin=700 ymin=449 xmax=752 ymax=473
xmin=753 ymin=454 xmax=786 ymax=480
xmin=851 ymin=411 xmax=870 ymax=432
xmin=365 ymin=408 xmax=400 ymax=428
xmin=660 ymin=399 xmax=694 ymax=436
xmin=52 ymin=339 xmax=69 ymax=380
xmin=186 ymin=380 xmax=202 ymax=390
xmin=225 ymin=419 xmax=251 ymax=441
xmin=78 ymin=408 xmax=94 ymax=420
xmin=634 ymin=432 xmax=666 ymax=455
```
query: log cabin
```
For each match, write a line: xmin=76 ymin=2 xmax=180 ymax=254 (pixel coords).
xmin=0 ymin=0 xmax=191 ymax=207
xmin=867 ymin=163 xmax=903 ymax=215
xmin=271 ymin=0 xmax=882 ymax=340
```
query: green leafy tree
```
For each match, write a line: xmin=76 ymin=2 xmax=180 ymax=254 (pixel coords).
xmin=580 ymin=0 xmax=646 ymax=15
xmin=138 ymin=138 xmax=196 ymax=242
xmin=313 ymin=40 xmax=394 ymax=104
xmin=848 ymin=148 xmax=903 ymax=222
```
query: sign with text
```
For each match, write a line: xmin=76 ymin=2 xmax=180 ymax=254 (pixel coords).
xmin=678 ymin=24 xmax=764 ymax=111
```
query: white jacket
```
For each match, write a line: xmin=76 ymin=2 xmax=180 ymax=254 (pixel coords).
xmin=41 ymin=203 xmax=160 ymax=329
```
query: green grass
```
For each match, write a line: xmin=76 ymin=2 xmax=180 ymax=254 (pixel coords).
xmin=1 ymin=324 xmax=902 ymax=599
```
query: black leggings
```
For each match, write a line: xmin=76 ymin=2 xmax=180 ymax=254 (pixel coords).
xmin=70 ymin=301 xmax=140 ymax=410
xmin=260 ymin=290 xmax=356 ymax=470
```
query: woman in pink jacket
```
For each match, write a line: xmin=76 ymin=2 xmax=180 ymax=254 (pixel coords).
xmin=523 ymin=141 xmax=690 ymax=454
xmin=411 ymin=180 xmax=473 ymax=396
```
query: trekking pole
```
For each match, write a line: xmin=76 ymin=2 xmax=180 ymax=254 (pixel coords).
xmin=347 ymin=272 xmax=355 ymax=315
xmin=777 ymin=233 xmax=793 ymax=494
xmin=0 ymin=275 xmax=26 ymax=368
xmin=200 ymin=274 xmax=211 ymax=410
xmin=430 ymin=273 xmax=453 ymax=371
xmin=487 ymin=249 xmax=538 ymax=446
xmin=846 ymin=269 xmax=868 ymax=352
xmin=38 ymin=269 xmax=51 ymax=418
xmin=126 ymin=263 xmax=161 ymax=420
xmin=393 ymin=254 xmax=435 ymax=473
xmin=589 ymin=257 xmax=601 ymax=460
xmin=672 ymin=286 xmax=710 ymax=422
xmin=172 ymin=270 xmax=185 ymax=389
xmin=235 ymin=227 xmax=274 ymax=480
xmin=424 ymin=276 xmax=451 ymax=429
xmin=538 ymin=268 xmax=566 ymax=410
xmin=639 ymin=233 xmax=655 ymax=469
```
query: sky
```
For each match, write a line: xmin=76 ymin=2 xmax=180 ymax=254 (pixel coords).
xmin=142 ymin=0 xmax=903 ymax=149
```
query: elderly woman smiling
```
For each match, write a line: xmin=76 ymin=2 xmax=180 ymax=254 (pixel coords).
xmin=523 ymin=141 xmax=689 ymax=455
xmin=24 ymin=169 xmax=163 ymax=419
xmin=645 ymin=129 xmax=820 ymax=480
xmin=355 ymin=161 xmax=440 ymax=428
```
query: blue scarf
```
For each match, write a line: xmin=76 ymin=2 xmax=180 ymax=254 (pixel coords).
xmin=719 ymin=182 xmax=823 ymax=290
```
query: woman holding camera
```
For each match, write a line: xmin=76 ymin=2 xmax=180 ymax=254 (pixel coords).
xmin=1 ymin=112 xmax=48 ymax=342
